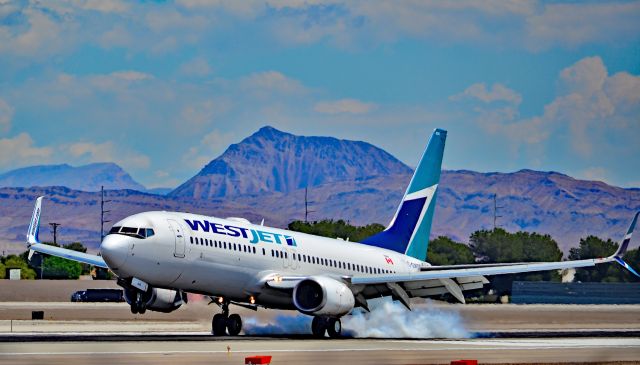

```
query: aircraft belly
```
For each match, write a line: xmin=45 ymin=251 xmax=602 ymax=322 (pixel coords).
xmin=172 ymin=258 xmax=255 ymax=298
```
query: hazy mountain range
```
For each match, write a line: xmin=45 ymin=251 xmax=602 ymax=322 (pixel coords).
xmin=0 ymin=126 xmax=638 ymax=256
xmin=0 ymin=163 xmax=146 ymax=192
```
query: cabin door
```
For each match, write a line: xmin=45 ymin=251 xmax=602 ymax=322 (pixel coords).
xmin=168 ymin=219 xmax=186 ymax=258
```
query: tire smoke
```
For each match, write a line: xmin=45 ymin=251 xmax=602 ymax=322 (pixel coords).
xmin=243 ymin=299 xmax=470 ymax=338
xmin=343 ymin=299 xmax=470 ymax=338
xmin=243 ymin=313 xmax=312 ymax=335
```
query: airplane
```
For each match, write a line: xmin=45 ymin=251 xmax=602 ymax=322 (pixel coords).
xmin=25 ymin=128 xmax=640 ymax=338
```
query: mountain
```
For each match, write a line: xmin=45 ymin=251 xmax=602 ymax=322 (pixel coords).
xmin=0 ymin=163 xmax=146 ymax=192
xmin=170 ymin=126 xmax=412 ymax=199
xmin=228 ymin=169 xmax=640 ymax=252
xmin=0 ymin=127 xmax=638 ymax=256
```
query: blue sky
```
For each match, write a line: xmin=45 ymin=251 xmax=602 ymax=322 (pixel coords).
xmin=0 ymin=0 xmax=639 ymax=188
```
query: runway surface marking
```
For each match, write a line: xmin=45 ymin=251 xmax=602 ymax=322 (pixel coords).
xmin=2 ymin=338 xmax=639 ymax=356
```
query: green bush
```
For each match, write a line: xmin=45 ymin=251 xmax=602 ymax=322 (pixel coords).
xmin=2 ymin=255 xmax=37 ymax=279
xmin=288 ymin=219 xmax=384 ymax=242
xmin=427 ymin=236 xmax=474 ymax=265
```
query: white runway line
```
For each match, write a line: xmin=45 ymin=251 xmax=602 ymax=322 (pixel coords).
xmin=2 ymin=338 xmax=640 ymax=356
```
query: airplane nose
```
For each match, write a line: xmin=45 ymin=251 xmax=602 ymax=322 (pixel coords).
xmin=100 ymin=235 xmax=129 ymax=270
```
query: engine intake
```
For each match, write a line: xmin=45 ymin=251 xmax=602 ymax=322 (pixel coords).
xmin=124 ymin=287 xmax=184 ymax=313
xmin=293 ymin=276 xmax=354 ymax=316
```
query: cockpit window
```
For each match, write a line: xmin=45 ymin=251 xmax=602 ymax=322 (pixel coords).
xmin=108 ymin=226 xmax=154 ymax=239
xmin=121 ymin=227 xmax=137 ymax=235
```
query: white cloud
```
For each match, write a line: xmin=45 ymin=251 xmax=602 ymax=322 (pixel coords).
xmin=0 ymin=6 xmax=69 ymax=57
xmin=179 ymin=57 xmax=212 ymax=77
xmin=0 ymin=97 xmax=13 ymax=134
xmin=239 ymin=71 xmax=308 ymax=97
xmin=176 ymin=0 xmax=262 ymax=18
xmin=0 ymin=133 xmax=53 ymax=169
xmin=180 ymin=100 xmax=226 ymax=126
xmin=453 ymin=56 xmax=640 ymax=173
xmin=63 ymin=141 xmax=150 ymax=169
xmin=183 ymin=130 xmax=236 ymax=169
xmin=71 ymin=0 xmax=130 ymax=13
xmin=0 ymin=132 xmax=151 ymax=173
xmin=579 ymin=167 xmax=608 ymax=183
xmin=525 ymin=2 xmax=640 ymax=49
xmin=451 ymin=83 xmax=522 ymax=105
xmin=314 ymin=99 xmax=376 ymax=114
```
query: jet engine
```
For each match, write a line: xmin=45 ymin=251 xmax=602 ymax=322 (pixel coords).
xmin=124 ymin=287 xmax=185 ymax=313
xmin=293 ymin=276 xmax=355 ymax=316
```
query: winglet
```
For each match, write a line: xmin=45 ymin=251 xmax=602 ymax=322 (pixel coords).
xmin=611 ymin=211 xmax=640 ymax=279
xmin=26 ymin=196 xmax=43 ymax=246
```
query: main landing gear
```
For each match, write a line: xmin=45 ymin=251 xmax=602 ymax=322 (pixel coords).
xmin=311 ymin=316 xmax=342 ymax=338
xmin=130 ymin=291 xmax=147 ymax=314
xmin=211 ymin=299 xmax=243 ymax=336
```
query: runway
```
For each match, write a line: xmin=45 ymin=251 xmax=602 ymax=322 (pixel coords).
xmin=1 ymin=297 xmax=639 ymax=364
xmin=1 ymin=337 xmax=639 ymax=364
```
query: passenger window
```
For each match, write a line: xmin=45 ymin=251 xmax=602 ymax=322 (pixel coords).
xmin=253 ymin=247 xmax=256 ymax=254
xmin=190 ymin=237 xmax=193 ymax=244
xmin=262 ymin=248 xmax=266 ymax=255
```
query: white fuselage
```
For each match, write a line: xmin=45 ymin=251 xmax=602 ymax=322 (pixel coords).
xmin=101 ymin=211 xmax=423 ymax=310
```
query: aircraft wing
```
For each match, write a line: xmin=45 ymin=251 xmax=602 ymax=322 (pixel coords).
xmin=349 ymin=211 xmax=640 ymax=305
xmin=26 ymin=196 xmax=108 ymax=268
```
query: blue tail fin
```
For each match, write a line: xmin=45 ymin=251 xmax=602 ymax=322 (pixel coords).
xmin=361 ymin=128 xmax=446 ymax=261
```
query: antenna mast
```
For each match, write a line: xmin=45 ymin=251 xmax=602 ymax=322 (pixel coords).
xmin=304 ymin=187 xmax=315 ymax=223
xmin=100 ymin=186 xmax=111 ymax=241
xmin=493 ymin=193 xmax=503 ymax=230
xmin=49 ymin=222 xmax=61 ymax=244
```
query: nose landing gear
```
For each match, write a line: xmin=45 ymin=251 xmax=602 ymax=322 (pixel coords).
xmin=211 ymin=298 xmax=243 ymax=336
xmin=311 ymin=316 xmax=342 ymax=338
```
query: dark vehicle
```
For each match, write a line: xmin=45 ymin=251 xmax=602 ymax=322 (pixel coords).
xmin=71 ymin=289 xmax=125 ymax=302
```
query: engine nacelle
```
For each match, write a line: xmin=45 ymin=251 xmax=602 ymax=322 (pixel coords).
xmin=124 ymin=287 xmax=184 ymax=313
xmin=293 ymin=276 xmax=355 ymax=316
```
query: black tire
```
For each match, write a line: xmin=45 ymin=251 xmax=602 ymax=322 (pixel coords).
xmin=311 ymin=316 xmax=326 ymax=338
xmin=138 ymin=302 xmax=147 ymax=314
xmin=227 ymin=314 xmax=242 ymax=336
xmin=130 ymin=303 xmax=138 ymax=314
xmin=327 ymin=318 xmax=342 ymax=338
xmin=212 ymin=313 xmax=227 ymax=336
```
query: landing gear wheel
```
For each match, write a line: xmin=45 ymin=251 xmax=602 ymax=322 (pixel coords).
xmin=311 ymin=316 xmax=327 ymax=338
xmin=327 ymin=318 xmax=342 ymax=338
xmin=130 ymin=302 xmax=139 ymax=314
xmin=227 ymin=314 xmax=242 ymax=336
xmin=138 ymin=302 xmax=147 ymax=314
xmin=212 ymin=313 xmax=227 ymax=336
